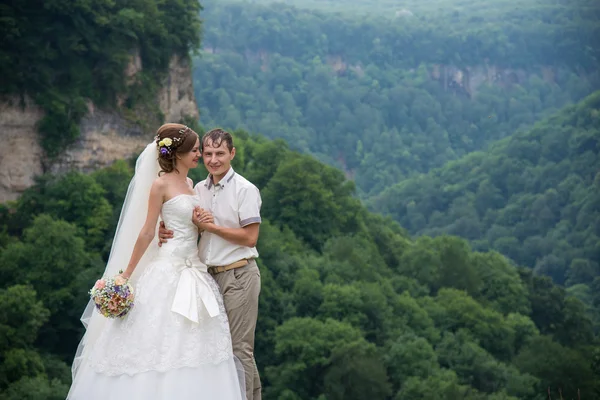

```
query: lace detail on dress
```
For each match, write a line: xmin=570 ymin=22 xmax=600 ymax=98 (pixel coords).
xmin=86 ymin=195 xmax=234 ymax=376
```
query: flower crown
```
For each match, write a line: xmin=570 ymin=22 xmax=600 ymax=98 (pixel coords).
xmin=155 ymin=126 xmax=191 ymax=156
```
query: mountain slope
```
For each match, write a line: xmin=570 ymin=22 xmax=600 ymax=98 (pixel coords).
xmin=194 ymin=0 xmax=600 ymax=198
xmin=370 ymin=91 xmax=600 ymax=290
xmin=1 ymin=130 xmax=598 ymax=398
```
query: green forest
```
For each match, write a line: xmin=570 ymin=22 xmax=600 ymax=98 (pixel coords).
xmin=246 ymin=0 xmax=600 ymax=24
xmin=371 ymin=91 xmax=600 ymax=326
xmin=2 ymin=127 xmax=600 ymax=399
xmin=194 ymin=0 xmax=600 ymax=198
xmin=192 ymin=0 xmax=600 ymax=311
xmin=2 ymin=0 xmax=600 ymax=398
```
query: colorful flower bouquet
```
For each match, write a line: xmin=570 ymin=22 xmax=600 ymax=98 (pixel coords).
xmin=89 ymin=272 xmax=135 ymax=319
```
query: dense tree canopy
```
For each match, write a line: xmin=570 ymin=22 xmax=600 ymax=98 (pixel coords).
xmin=201 ymin=0 xmax=600 ymax=70
xmin=194 ymin=0 xmax=600 ymax=199
xmin=193 ymin=0 xmax=600 ymax=325
xmin=371 ymin=90 xmax=600 ymax=330
xmin=1 ymin=127 xmax=599 ymax=399
xmin=2 ymin=0 xmax=600 ymax=398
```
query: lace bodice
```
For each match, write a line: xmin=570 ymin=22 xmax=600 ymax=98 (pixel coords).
xmin=157 ymin=194 xmax=201 ymax=259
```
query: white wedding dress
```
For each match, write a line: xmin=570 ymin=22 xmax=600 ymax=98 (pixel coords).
xmin=67 ymin=193 xmax=244 ymax=400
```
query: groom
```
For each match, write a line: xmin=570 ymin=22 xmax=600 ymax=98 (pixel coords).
xmin=158 ymin=128 xmax=262 ymax=400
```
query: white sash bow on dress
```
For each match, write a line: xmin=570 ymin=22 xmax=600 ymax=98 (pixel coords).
xmin=165 ymin=256 xmax=220 ymax=323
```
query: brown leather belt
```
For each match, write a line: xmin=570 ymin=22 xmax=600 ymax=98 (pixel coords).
xmin=207 ymin=259 xmax=250 ymax=274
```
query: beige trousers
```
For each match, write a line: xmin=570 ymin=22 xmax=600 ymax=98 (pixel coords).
xmin=210 ymin=260 xmax=262 ymax=400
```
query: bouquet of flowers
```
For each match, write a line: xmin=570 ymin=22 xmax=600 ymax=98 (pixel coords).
xmin=89 ymin=272 xmax=135 ymax=319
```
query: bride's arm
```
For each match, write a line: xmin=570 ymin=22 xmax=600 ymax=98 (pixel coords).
xmin=121 ymin=180 xmax=164 ymax=279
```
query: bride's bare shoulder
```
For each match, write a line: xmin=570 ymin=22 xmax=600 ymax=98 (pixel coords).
xmin=151 ymin=175 xmax=169 ymax=193
xmin=154 ymin=175 xmax=168 ymax=184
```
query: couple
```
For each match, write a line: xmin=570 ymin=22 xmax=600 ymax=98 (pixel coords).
xmin=67 ymin=124 xmax=262 ymax=400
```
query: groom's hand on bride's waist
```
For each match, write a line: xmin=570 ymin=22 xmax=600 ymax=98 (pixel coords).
xmin=158 ymin=221 xmax=174 ymax=247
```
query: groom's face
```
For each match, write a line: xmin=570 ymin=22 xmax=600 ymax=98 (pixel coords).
xmin=202 ymin=138 xmax=235 ymax=178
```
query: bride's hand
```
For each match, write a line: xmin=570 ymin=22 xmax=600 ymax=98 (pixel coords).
xmin=193 ymin=207 xmax=214 ymax=225
xmin=117 ymin=272 xmax=131 ymax=282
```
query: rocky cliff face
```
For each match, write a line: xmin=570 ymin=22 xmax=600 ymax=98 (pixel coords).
xmin=239 ymin=49 xmax=555 ymax=97
xmin=0 ymin=55 xmax=199 ymax=203
xmin=429 ymin=63 xmax=544 ymax=97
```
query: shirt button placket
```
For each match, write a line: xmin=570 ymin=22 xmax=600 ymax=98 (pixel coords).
xmin=207 ymin=186 xmax=218 ymax=264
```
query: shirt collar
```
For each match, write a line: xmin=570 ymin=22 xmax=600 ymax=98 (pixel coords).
xmin=204 ymin=167 xmax=236 ymax=190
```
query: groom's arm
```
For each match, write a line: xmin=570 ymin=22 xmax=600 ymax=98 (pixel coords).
xmin=200 ymin=223 xmax=260 ymax=248
xmin=159 ymin=208 xmax=213 ymax=244
xmin=158 ymin=221 xmax=173 ymax=246
xmin=196 ymin=184 xmax=262 ymax=248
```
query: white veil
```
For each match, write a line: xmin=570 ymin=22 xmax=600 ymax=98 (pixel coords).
xmin=69 ymin=142 xmax=161 ymax=392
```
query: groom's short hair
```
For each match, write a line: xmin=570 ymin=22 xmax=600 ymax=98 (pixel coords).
xmin=202 ymin=128 xmax=234 ymax=152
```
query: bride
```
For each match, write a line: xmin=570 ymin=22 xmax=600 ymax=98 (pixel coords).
xmin=67 ymin=124 xmax=245 ymax=400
